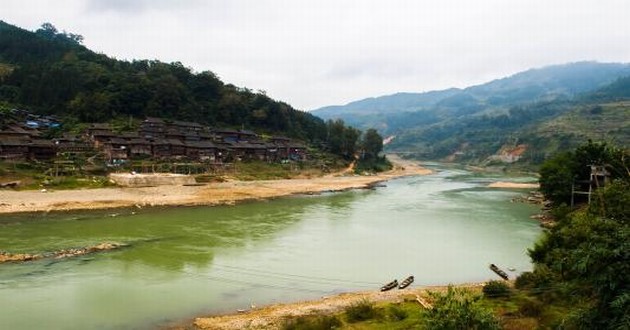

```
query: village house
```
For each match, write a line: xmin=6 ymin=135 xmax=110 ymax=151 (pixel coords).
xmin=171 ymin=120 xmax=205 ymax=133
xmin=103 ymin=137 xmax=129 ymax=162
xmin=28 ymin=139 xmax=56 ymax=160
xmin=139 ymin=117 xmax=166 ymax=139
xmin=185 ymin=141 xmax=217 ymax=161
xmin=127 ymin=138 xmax=153 ymax=158
xmin=0 ymin=139 xmax=29 ymax=160
xmin=53 ymin=134 xmax=93 ymax=155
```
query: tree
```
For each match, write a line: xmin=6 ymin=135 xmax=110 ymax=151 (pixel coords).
xmin=539 ymin=140 xmax=629 ymax=206
xmin=528 ymin=142 xmax=629 ymax=329
xmin=539 ymin=151 xmax=578 ymax=205
xmin=361 ymin=128 xmax=383 ymax=159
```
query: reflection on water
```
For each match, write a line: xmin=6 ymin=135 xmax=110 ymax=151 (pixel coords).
xmin=0 ymin=167 xmax=541 ymax=330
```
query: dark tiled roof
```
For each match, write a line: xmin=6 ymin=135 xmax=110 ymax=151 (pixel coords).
xmin=186 ymin=141 xmax=217 ymax=148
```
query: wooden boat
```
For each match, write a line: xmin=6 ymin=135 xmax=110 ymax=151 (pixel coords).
xmin=398 ymin=275 xmax=414 ymax=289
xmin=380 ymin=279 xmax=398 ymax=291
xmin=489 ymin=263 xmax=509 ymax=280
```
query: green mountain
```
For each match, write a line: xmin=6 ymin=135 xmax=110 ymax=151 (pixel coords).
xmin=312 ymin=62 xmax=630 ymax=164
xmin=0 ymin=21 xmax=328 ymax=142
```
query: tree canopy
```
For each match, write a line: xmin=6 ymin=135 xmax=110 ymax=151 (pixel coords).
xmin=0 ymin=21 xmax=361 ymax=148
xmin=526 ymin=141 xmax=629 ymax=329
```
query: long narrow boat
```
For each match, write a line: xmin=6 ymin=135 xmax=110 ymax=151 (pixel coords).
xmin=380 ymin=279 xmax=398 ymax=292
xmin=398 ymin=275 xmax=414 ymax=289
xmin=489 ymin=263 xmax=509 ymax=280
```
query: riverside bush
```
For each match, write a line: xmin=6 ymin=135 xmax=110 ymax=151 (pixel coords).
xmin=345 ymin=299 xmax=378 ymax=323
xmin=483 ymin=280 xmax=512 ymax=298
xmin=387 ymin=304 xmax=408 ymax=321
xmin=421 ymin=286 xmax=500 ymax=330
xmin=282 ymin=314 xmax=341 ymax=330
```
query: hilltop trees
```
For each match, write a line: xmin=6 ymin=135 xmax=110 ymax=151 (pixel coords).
xmin=0 ymin=21 xmax=342 ymax=148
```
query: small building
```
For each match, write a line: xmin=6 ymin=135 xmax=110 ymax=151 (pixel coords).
xmin=167 ymin=139 xmax=186 ymax=157
xmin=0 ymin=125 xmax=31 ymax=141
xmin=28 ymin=139 xmax=56 ymax=160
xmin=0 ymin=138 xmax=29 ymax=160
xmin=128 ymin=138 xmax=153 ymax=158
xmin=185 ymin=141 xmax=217 ymax=161
xmin=140 ymin=117 xmax=166 ymax=139
xmin=103 ymin=138 xmax=129 ymax=161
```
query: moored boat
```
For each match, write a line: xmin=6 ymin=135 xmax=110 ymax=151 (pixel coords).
xmin=398 ymin=275 xmax=414 ymax=289
xmin=380 ymin=279 xmax=398 ymax=291
xmin=398 ymin=275 xmax=413 ymax=289
xmin=489 ymin=263 xmax=509 ymax=280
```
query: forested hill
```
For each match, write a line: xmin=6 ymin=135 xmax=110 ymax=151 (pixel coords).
xmin=0 ymin=21 xmax=326 ymax=142
xmin=311 ymin=61 xmax=630 ymax=164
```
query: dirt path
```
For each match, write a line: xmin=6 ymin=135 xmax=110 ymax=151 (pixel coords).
xmin=0 ymin=156 xmax=431 ymax=214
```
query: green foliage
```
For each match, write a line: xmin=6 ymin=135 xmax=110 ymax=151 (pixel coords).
xmin=538 ymin=151 xmax=578 ymax=205
xmin=354 ymin=156 xmax=393 ymax=174
xmin=282 ymin=314 xmax=341 ymax=330
xmin=517 ymin=297 xmax=544 ymax=317
xmin=326 ymin=119 xmax=360 ymax=159
xmin=360 ymin=128 xmax=384 ymax=159
xmin=344 ymin=299 xmax=378 ymax=323
xmin=514 ymin=270 xmax=555 ymax=290
xmin=387 ymin=304 xmax=408 ymax=321
xmin=421 ymin=286 xmax=500 ymax=330
xmin=588 ymin=180 xmax=630 ymax=222
xmin=0 ymin=21 xmax=356 ymax=153
xmin=483 ymin=280 xmax=512 ymax=298
xmin=539 ymin=140 xmax=629 ymax=205
xmin=531 ymin=141 xmax=629 ymax=329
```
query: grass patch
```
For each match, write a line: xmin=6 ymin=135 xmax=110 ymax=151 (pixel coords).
xmin=345 ymin=299 xmax=378 ymax=323
xmin=282 ymin=314 xmax=342 ymax=330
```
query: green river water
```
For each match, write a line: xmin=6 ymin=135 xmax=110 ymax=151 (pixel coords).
xmin=0 ymin=165 xmax=542 ymax=329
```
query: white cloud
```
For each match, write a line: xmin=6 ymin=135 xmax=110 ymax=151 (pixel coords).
xmin=2 ymin=0 xmax=630 ymax=109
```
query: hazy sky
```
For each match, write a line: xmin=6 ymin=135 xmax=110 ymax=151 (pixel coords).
xmin=3 ymin=0 xmax=630 ymax=110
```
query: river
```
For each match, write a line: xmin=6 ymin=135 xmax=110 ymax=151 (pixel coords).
xmin=0 ymin=165 xmax=541 ymax=329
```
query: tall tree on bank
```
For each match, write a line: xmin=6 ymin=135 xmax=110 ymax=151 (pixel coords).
xmin=526 ymin=141 xmax=629 ymax=329
xmin=360 ymin=128 xmax=384 ymax=159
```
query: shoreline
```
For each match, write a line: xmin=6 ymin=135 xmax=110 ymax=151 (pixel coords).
xmin=184 ymin=282 xmax=487 ymax=330
xmin=0 ymin=155 xmax=431 ymax=215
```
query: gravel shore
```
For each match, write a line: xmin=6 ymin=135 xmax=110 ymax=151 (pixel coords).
xmin=0 ymin=156 xmax=431 ymax=214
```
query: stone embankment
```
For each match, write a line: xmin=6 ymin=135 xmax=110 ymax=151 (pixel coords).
xmin=109 ymin=173 xmax=196 ymax=187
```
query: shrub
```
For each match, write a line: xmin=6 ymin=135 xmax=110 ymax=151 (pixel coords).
xmin=514 ymin=271 xmax=536 ymax=289
xmin=518 ymin=297 xmax=544 ymax=317
xmin=421 ymin=286 xmax=500 ymax=330
xmin=345 ymin=299 xmax=377 ymax=323
xmin=483 ymin=280 xmax=512 ymax=298
xmin=282 ymin=314 xmax=341 ymax=330
xmin=387 ymin=304 xmax=408 ymax=321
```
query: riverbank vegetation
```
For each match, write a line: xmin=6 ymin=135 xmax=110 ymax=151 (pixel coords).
xmin=0 ymin=21 xmax=395 ymax=189
xmin=271 ymin=141 xmax=629 ymax=330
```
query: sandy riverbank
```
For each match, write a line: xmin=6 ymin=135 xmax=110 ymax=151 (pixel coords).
xmin=187 ymin=282 xmax=485 ymax=330
xmin=487 ymin=181 xmax=539 ymax=189
xmin=0 ymin=155 xmax=431 ymax=214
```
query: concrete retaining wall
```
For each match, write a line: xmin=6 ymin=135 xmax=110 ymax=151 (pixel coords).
xmin=109 ymin=173 xmax=196 ymax=187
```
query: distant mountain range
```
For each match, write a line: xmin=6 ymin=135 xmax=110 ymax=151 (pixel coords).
xmin=312 ymin=62 xmax=630 ymax=164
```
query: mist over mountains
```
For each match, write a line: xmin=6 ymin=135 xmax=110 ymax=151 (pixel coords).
xmin=312 ymin=62 xmax=630 ymax=163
